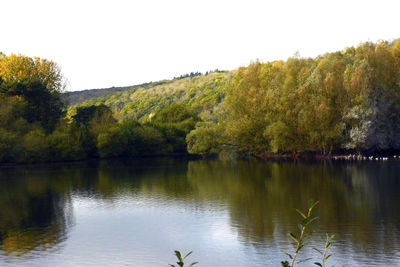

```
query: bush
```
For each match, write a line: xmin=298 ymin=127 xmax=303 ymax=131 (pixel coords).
xmin=22 ymin=129 xmax=49 ymax=162
xmin=186 ymin=123 xmax=221 ymax=157
xmin=119 ymin=120 xmax=142 ymax=156
xmin=47 ymin=129 xmax=85 ymax=161
xmin=97 ymin=126 xmax=127 ymax=158
xmin=135 ymin=124 xmax=165 ymax=155
xmin=0 ymin=129 xmax=21 ymax=162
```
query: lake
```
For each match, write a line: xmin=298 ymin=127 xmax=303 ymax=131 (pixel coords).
xmin=0 ymin=158 xmax=399 ymax=266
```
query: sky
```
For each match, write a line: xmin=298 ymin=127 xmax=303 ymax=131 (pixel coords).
xmin=1 ymin=0 xmax=400 ymax=92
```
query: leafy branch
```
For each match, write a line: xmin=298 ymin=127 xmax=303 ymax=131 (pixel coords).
xmin=313 ymin=234 xmax=334 ymax=267
xmin=281 ymin=200 xmax=319 ymax=267
xmin=169 ymin=250 xmax=198 ymax=267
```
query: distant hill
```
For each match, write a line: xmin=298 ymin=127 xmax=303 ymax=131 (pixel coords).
xmin=63 ymin=81 xmax=165 ymax=106
xmin=64 ymin=71 xmax=232 ymax=121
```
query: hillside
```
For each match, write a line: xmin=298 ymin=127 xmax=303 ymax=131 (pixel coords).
xmin=65 ymin=71 xmax=232 ymax=120
xmin=64 ymin=84 xmax=150 ymax=106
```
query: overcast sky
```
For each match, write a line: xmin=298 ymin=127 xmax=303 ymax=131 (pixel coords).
xmin=1 ymin=0 xmax=399 ymax=91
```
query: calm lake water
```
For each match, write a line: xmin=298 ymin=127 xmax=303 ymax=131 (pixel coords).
xmin=0 ymin=158 xmax=400 ymax=266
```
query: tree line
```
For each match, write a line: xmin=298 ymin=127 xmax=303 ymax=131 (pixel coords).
xmin=188 ymin=39 xmax=400 ymax=157
xmin=0 ymin=53 xmax=200 ymax=163
xmin=1 ymin=39 xmax=400 ymax=163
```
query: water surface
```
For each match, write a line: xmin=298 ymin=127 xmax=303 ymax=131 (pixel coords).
xmin=0 ymin=158 xmax=400 ymax=266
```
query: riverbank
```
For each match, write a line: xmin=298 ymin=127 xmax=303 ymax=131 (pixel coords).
xmin=0 ymin=153 xmax=200 ymax=167
xmin=3 ymin=149 xmax=400 ymax=167
xmin=255 ymin=151 xmax=400 ymax=161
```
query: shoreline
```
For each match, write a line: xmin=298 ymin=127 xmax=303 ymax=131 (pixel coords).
xmin=0 ymin=153 xmax=200 ymax=167
xmin=255 ymin=152 xmax=400 ymax=161
xmin=2 ymin=151 xmax=400 ymax=167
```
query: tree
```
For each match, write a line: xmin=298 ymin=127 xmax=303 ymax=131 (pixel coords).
xmin=72 ymin=104 xmax=117 ymax=157
xmin=224 ymin=61 xmax=272 ymax=154
xmin=47 ymin=126 xmax=86 ymax=161
xmin=22 ymin=129 xmax=49 ymax=162
xmin=0 ymin=78 xmax=65 ymax=132
xmin=186 ymin=122 xmax=221 ymax=157
xmin=0 ymin=54 xmax=64 ymax=94
xmin=151 ymin=103 xmax=199 ymax=153
xmin=151 ymin=103 xmax=199 ymax=133
xmin=97 ymin=126 xmax=127 ymax=158
xmin=119 ymin=120 xmax=142 ymax=156
xmin=0 ymin=53 xmax=66 ymax=132
xmin=72 ymin=104 xmax=115 ymax=128
xmin=0 ymin=129 xmax=21 ymax=162
xmin=134 ymin=124 xmax=165 ymax=155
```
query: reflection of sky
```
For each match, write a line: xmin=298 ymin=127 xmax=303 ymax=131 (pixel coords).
xmin=65 ymin=195 xmax=252 ymax=267
xmin=2 ymin=192 xmax=400 ymax=266
xmin=1 ymin=194 xmax=252 ymax=266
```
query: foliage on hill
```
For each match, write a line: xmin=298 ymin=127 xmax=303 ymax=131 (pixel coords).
xmin=65 ymin=71 xmax=231 ymax=121
xmin=63 ymin=81 xmax=166 ymax=106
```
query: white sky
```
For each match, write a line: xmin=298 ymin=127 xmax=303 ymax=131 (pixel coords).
xmin=1 ymin=0 xmax=399 ymax=91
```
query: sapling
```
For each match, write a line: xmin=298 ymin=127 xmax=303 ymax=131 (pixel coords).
xmin=281 ymin=200 xmax=319 ymax=267
xmin=313 ymin=234 xmax=334 ymax=267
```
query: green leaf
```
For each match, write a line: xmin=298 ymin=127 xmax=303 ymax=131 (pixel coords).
xmin=184 ymin=251 xmax=193 ymax=259
xmin=314 ymin=263 xmax=323 ymax=266
xmin=281 ymin=249 xmax=293 ymax=259
xmin=326 ymin=254 xmax=332 ymax=260
xmin=308 ymin=200 xmax=319 ymax=216
xmin=174 ymin=250 xmax=183 ymax=262
xmin=313 ymin=247 xmax=323 ymax=255
xmin=308 ymin=216 xmax=318 ymax=224
xmin=289 ymin=233 xmax=298 ymax=243
xmin=310 ymin=200 xmax=319 ymax=210
xmin=297 ymin=257 xmax=312 ymax=264
xmin=189 ymin=262 xmax=198 ymax=266
xmin=295 ymin=209 xmax=307 ymax=219
xmin=301 ymin=218 xmax=309 ymax=226
xmin=297 ymin=224 xmax=303 ymax=231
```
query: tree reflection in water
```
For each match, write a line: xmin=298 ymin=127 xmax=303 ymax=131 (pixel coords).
xmin=0 ymin=158 xmax=399 ymax=264
xmin=0 ymin=167 xmax=74 ymax=257
xmin=185 ymin=159 xmax=400 ymax=259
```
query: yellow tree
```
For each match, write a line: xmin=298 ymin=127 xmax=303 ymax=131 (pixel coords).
xmin=225 ymin=61 xmax=272 ymax=154
xmin=0 ymin=54 xmax=65 ymax=94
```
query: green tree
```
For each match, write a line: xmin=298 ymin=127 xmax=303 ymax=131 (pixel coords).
xmin=0 ymin=78 xmax=65 ymax=132
xmin=119 ymin=120 xmax=142 ymax=156
xmin=47 ymin=125 xmax=86 ymax=161
xmin=186 ymin=122 xmax=221 ymax=157
xmin=224 ymin=61 xmax=272 ymax=154
xmin=22 ymin=129 xmax=49 ymax=162
xmin=151 ymin=103 xmax=199 ymax=153
xmin=0 ymin=129 xmax=21 ymax=162
xmin=135 ymin=124 xmax=165 ymax=155
xmin=97 ymin=126 xmax=127 ymax=158
xmin=72 ymin=104 xmax=115 ymax=127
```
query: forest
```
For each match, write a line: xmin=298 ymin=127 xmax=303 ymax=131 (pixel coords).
xmin=1 ymin=39 xmax=400 ymax=163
